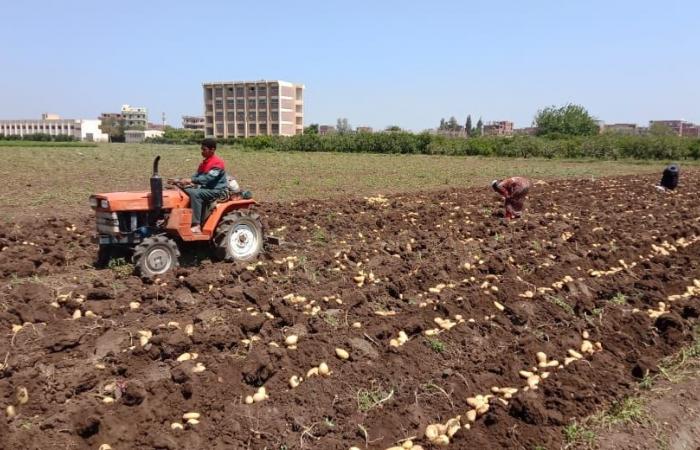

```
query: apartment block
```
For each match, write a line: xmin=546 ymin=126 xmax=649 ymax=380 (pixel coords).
xmin=202 ymin=80 xmax=304 ymax=138
xmin=99 ymin=105 xmax=148 ymax=130
xmin=0 ymin=115 xmax=108 ymax=142
xmin=649 ymin=120 xmax=700 ymax=137
xmin=182 ymin=115 xmax=205 ymax=131
xmin=483 ymin=121 xmax=514 ymax=136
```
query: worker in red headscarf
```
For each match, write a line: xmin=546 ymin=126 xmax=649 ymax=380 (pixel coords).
xmin=491 ymin=177 xmax=532 ymax=220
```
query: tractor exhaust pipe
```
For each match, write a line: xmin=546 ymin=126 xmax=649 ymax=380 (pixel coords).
xmin=150 ymin=156 xmax=163 ymax=217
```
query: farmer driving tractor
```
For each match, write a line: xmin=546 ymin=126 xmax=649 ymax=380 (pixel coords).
xmin=168 ymin=138 xmax=227 ymax=234
xmin=491 ymin=176 xmax=532 ymax=220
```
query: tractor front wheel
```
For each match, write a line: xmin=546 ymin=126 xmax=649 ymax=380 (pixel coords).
xmin=133 ymin=235 xmax=180 ymax=277
xmin=214 ymin=211 xmax=264 ymax=262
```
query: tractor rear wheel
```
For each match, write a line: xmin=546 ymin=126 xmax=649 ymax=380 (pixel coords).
xmin=214 ymin=211 xmax=263 ymax=262
xmin=133 ymin=235 xmax=180 ymax=277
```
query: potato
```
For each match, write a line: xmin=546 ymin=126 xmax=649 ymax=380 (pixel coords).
xmin=245 ymin=396 xmax=254 ymax=404
xmin=187 ymin=418 xmax=200 ymax=425
xmin=16 ymin=387 xmax=28 ymax=405
xmin=536 ymin=352 xmax=547 ymax=365
xmin=527 ymin=375 xmax=540 ymax=388
xmin=425 ymin=424 xmax=440 ymax=440
xmin=493 ymin=301 xmax=505 ymax=311
xmin=335 ymin=348 xmax=350 ymax=360
xmin=6 ymin=405 xmax=16 ymax=418
xmin=466 ymin=409 xmax=477 ymax=422
xmin=446 ymin=417 xmax=461 ymax=437
xmin=192 ymin=363 xmax=206 ymax=373
xmin=185 ymin=324 xmax=194 ymax=336
xmin=306 ymin=367 xmax=319 ymax=378
xmin=102 ymin=396 xmax=115 ymax=404
xmin=476 ymin=404 xmax=489 ymax=415
xmin=182 ymin=412 xmax=200 ymax=420
xmin=98 ymin=445 xmax=112 ymax=450
xmin=285 ymin=335 xmax=299 ymax=346
xmin=318 ymin=362 xmax=330 ymax=376
xmin=519 ymin=370 xmax=534 ymax=378
xmin=568 ymin=349 xmax=583 ymax=359
xmin=171 ymin=422 xmax=184 ymax=430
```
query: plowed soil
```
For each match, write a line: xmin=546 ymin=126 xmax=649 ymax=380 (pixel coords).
xmin=1 ymin=172 xmax=699 ymax=450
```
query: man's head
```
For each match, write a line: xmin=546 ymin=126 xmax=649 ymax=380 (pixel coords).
xmin=491 ymin=179 xmax=500 ymax=191
xmin=200 ymin=138 xmax=217 ymax=158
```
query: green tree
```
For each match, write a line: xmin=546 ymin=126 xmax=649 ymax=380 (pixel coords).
xmin=100 ymin=117 xmax=126 ymax=142
xmin=385 ymin=125 xmax=402 ymax=132
xmin=534 ymin=104 xmax=599 ymax=137
xmin=447 ymin=116 xmax=459 ymax=131
xmin=304 ymin=123 xmax=319 ymax=134
xmin=649 ymin=122 xmax=675 ymax=136
xmin=476 ymin=118 xmax=483 ymax=136
xmin=465 ymin=115 xmax=473 ymax=136
xmin=439 ymin=118 xmax=446 ymax=130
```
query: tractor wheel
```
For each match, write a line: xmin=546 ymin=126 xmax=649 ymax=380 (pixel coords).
xmin=132 ymin=235 xmax=180 ymax=278
xmin=214 ymin=211 xmax=264 ymax=262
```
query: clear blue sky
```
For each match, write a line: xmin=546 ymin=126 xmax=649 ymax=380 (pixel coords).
xmin=1 ymin=0 xmax=698 ymax=130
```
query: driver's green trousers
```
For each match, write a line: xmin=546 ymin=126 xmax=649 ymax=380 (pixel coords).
xmin=184 ymin=188 xmax=222 ymax=226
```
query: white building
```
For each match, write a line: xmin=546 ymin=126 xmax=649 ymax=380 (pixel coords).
xmin=0 ymin=115 xmax=109 ymax=142
xmin=124 ymin=128 xmax=164 ymax=143
xmin=121 ymin=104 xmax=148 ymax=129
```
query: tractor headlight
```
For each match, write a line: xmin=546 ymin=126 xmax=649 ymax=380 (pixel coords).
xmin=100 ymin=199 xmax=110 ymax=209
xmin=89 ymin=197 xmax=98 ymax=208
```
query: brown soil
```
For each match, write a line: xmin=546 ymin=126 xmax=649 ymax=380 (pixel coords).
xmin=595 ymin=374 xmax=700 ymax=450
xmin=1 ymin=172 xmax=700 ymax=450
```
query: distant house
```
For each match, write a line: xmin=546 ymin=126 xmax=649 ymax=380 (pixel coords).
xmin=482 ymin=121 xmax=514 ymax=136
xmin=649 ymin=120 xmax=700 ymax=137
xmin=319 ymin=125 xmax=336 ymax=135
xmin=182 ymin=116 xmax=205 ymax=131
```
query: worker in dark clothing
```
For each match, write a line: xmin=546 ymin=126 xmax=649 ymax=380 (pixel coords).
xmin=656 ymin=163 xmax=680 ymax=192
xmin=169 ymin=138 xmax=227 ymax=233
xmin=491 ymin=177 xmax=532 ymax=220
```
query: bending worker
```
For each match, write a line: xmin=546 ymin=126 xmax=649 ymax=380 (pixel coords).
xmin=170 ymin=138 xmax=227 ymax=233
xmin=491 ymin=176 xmax=532 ymax=220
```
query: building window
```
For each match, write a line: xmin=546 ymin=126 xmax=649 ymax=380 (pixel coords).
xmin=214 ymin=88 xmax=223 ymax=97
xmin=258 ymin=99 xmax=267 ymax=109
xmin=227 ymin=87 xmax=233 ymax=96
xmin=226 ymin=99 xmax=234 ymax=109
xmin=247 ymin=111 xmax=256 ymax=121
xmin=271 ymin=112 xmax=279 ymax=121
xmin=259 ymin=124 xmax=267 ymax=134
xmin=271 ymin=124 xmax=279 ymax=135
xmin=247 ymin=99 xmax=256 ymax=108
xmin=227 ymin=112 xmax=235 ymax=121
xmin=216 ymin=124 xmax=224 ymax=133
xmin=248 ymin=123 xmax=256 ymax=133
xmin=215 ymin=112 xmax=224 ymax=120
xmin=206 ymin=127 xmax=214 ymax=135
xmin=227 ymin=122 xmax=235 ymax=132
xmin=235 ymin=87 xmax=244 ymax=97
xmin=270 ymin=86 xmax=279 ymax=96
xmin=258 ymin=112 xmax=266 ymax=121
xmin=258 ymin=86 xmax=267 ymax=96
xmin=237 ymin=112 xmax=245 ymax=121
xmin=270 ymin=99 xmax=279 ymax=110
xmin=215 ymin=100 xmax=223 ymax=109
xmin=248 ymin=86 xmax=256 ymax=95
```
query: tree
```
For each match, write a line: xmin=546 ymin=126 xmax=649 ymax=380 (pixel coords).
xmin=304 ymin=123 xmax=319 ymax=134
xmin=476 ymin=118 xmax=483 ymax=136
xmin=649 ymin=122 xmax=675 ymax=137
xmin=385 ymin=125 xmax=402 ymax=132
xmin=336 ymin=118 xmax=352 ymax=134
xmin=439 ymin=118 xmax=446 ymax=130
xmin=447 ymin=116 xmax=459 ymax=131
xmin=534 ymin=104 xmax=599 ymax=137
xmin=100 ymin=117 xmax=126 ymax=142
xmin=465 ymin=115 xmax=472 ymax=136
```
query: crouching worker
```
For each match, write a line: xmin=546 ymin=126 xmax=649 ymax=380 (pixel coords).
xmin=655 ymin=163 xmax=679 ymax=193
xmin=491 ymin=177 xmax=532 ymax=220
xmin=170 ymin=138 xmax=227 ymax=234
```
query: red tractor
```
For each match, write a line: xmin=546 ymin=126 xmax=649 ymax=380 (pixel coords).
xmin=89 ymin=156 xmax=264 ymax=277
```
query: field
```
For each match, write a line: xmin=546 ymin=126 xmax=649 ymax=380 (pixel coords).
xmin=0 ymin=143 xmax=690 ymax=218
xmin=1 ymin=144 xmax=699 ymax=449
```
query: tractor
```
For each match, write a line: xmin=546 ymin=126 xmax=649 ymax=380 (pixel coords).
xmin=89 ymin=156 xmax=264 ymax=277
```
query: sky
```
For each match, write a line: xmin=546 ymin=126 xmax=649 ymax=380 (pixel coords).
xmin=1 ymin=0 xmax=698 ymax=131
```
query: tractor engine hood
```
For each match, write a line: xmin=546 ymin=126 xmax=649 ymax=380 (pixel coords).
xmin=90 ymin=189 xmax=189 ymax=212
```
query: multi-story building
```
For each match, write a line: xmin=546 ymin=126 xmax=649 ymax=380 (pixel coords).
xmin=182 ymin=116 xmax=205 ymax=131
xmin=99 ymin=105 xmax=148 ymax=130
xmin=202 ymin=80 xmax=304 ymax=138
xmin=649 ymin=120 xmax=700 ymax=137
xmin=483 ymin=121 xmax=514 ymax=136
xmin=121 ymin=104 xmax=148 ymax=129
xmin=0 ymin=115 xmax=108 ymax=142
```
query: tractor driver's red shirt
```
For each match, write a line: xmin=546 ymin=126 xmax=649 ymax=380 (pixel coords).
xmin=197 ymin=154 xmax=225 ymax=174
